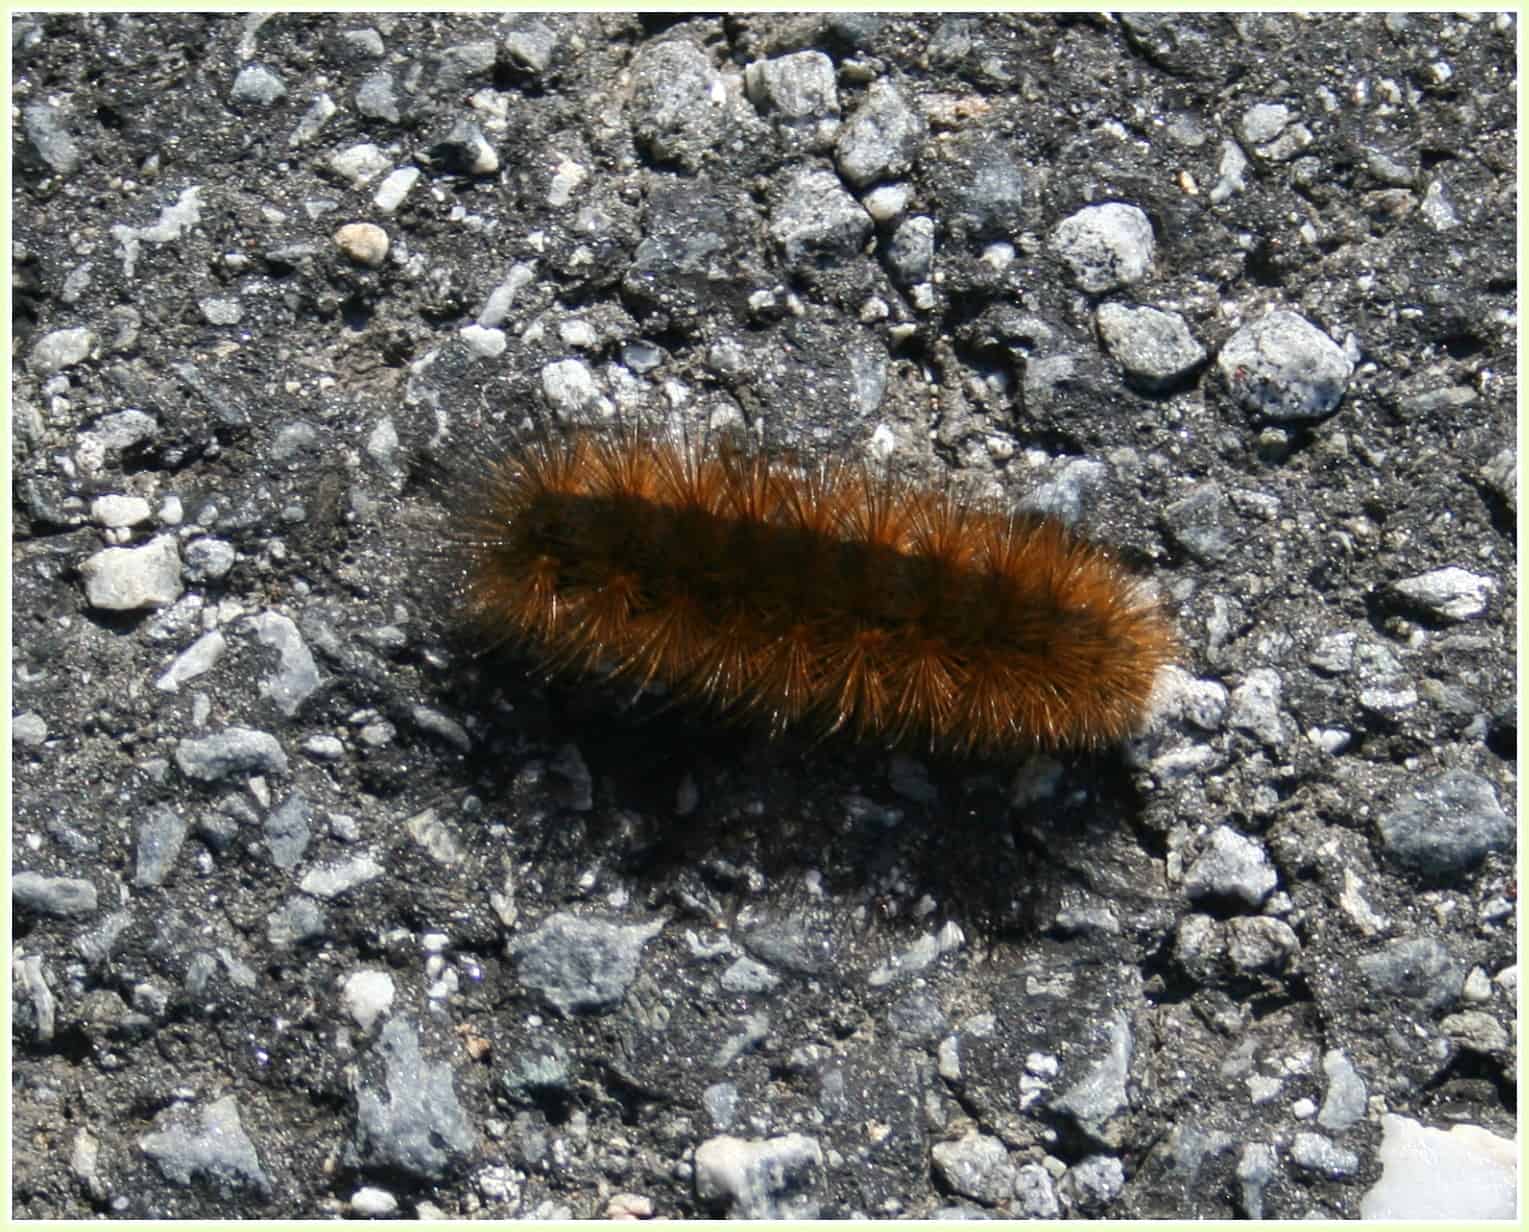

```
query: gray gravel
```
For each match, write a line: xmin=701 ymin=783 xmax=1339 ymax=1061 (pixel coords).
xmin=22 ymin=102 xmax=82 ymax=174
xmin=694 ymin=1133 xmax=825 ymax=1219
xmin=1289 ymin=1131 xmax=1360 ymax=1180
xmin=1390 ymin=566 xmax=1499 ymax=622
xmin=1377 ymin=768 xmax=1513 ymax=880
xmin=510 ymin=913 xmax=666 ymax=1016
xmin=29 ymin=324 xmax=95 ymax=376
xmin=139 ymin=1095 xmax=271 ymax=1198
xmin=1182 ymin=825 xmax=1278 ymax=908
xmin=1358 ymin=935 xmax=1467 ymax=1013
xmin=13 ymin=870 xmax=99 ymax=917
xmin=1051 ymin=203 xmax=1155 ymax=293
xmin=173 ymin=727 xmax=289 ymax=782
xmin=1059 ymin=1154 xmax=1126 ymax=1210
xmin=248 ymin=612 xmax=321 ymax=718
xmin=11 ymin=10 xmax=1515 ymax=1221
xmin=262 ymin=791 xmax=312 ymax=870
xmin=353 ymin=1018 xmax=476 ymax=1180
xmin=836 ymin=78 xmax=925 ymax=188
xmin=931 ymin=1134 xmax=1015 ymax=1206
xmin=1217 ymin=310 xmax=1355 ymax=419
xmin=133 ymin=806 xmax=190 ymax=888
xmin=770 ymin=166 xmax=873 ymax=271
xmin=1049 ymin=1014 xmax=1133 ymax=1145
xmin=1095 ymin=303 xmax=1207 ymax=390
xmin=155 ymin=630 xmax=227 ymax=693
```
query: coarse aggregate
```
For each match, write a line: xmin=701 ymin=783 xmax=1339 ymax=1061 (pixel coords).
xmin=11 ymin=11 xmax=1516 ymax=1220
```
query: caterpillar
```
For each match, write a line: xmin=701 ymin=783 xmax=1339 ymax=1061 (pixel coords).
xmin=444 ymin=427 xmax=1177 ymax=757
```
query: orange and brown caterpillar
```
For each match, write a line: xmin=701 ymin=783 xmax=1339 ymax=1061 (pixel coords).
xmin=447 ymin=428 xmax=1176 ymax=756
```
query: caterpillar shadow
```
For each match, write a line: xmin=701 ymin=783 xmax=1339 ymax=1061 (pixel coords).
xmin=447 ymin=667 xmax=1155 ymax=942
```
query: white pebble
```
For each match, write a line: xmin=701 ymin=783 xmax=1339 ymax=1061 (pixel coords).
xmin=79 ymin=536 xmax=183 ymax=611
xmin=90 ymin=495 xmax=152 ymax=528
xmin=340 ymin=970 xmax=395 ymax=1031
xmin=350 ymin=1186 xmax=399 ymax=1218
xmin=372 ymin=167 xmax=419 ymax=213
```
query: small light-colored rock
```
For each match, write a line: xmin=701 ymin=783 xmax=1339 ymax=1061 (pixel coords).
xmin=12 ymin=712 xmax=48 ymax=747
xmin=342 ymin=970 xmax=396 ymax=1031
xmin=230 ymin=64 xmax=286 ymax=107
xmin=1218 ymin=311 xmax=1353 ymax=420
xmin=1360 ymin=1115 xmax=1516 ymax=1219
xmin=30 ymin=326 xmax=96 ymax=377
xmin=1391 ymin=567 xmax=1496 ymax=622
xmin=329 ymin=143 xmax=389 ymax=187
xmin=334 ymin=222 xmax=389 ymax=268
xmin=351 ymin=1186 xmax=399 ymax=1217
xmin=80 ymin=536 xmax=183 ymax=610
xmin=1052 ymin=203 xmax=1154 ymax=292
xmin=90 ymin=494 xmax=152 ymax=528
xmin=373 ymin=167 xmax=420 ymax=213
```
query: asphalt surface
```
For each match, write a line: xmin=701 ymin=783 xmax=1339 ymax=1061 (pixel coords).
xmin=10 ymin=11 xmax=1517 ymax=1219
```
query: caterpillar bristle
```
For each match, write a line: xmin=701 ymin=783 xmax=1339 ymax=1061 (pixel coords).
xmin=441 ymin=426 xmax=1178 ymax=757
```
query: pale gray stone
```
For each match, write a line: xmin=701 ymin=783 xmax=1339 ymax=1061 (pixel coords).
xmin=1096 ymin=303 xmax=1206 ymax=387
xmin=1317 ymin=1050 xmax=1367 ymax=1131
xmin=230 ymin=64 xmax=286 ymax=107
xmin=836 ymin=78 xmax=924 ymax=186
xmin=1050 ymin=1015 xmax=1132 ymax=1143
xmin=1227 ymin=917 xmax=1299 ymax=973
xmin=351 ymin=1186 xmax=399 ymax=1218
xmin=175 ymin=727 xmax=288 ymax=782
xmin=1218 ymin=311 xmax=1353 ymax=420
xmin=1358 ymin=936 xmax=1463 ymax=1012
xmin=931 ymin=1134 xmax=1015 ymax=1206
xmin=341 ymin=970 xmax=395 ymax=1031
xmin=630 ymin=41 xmax=724 ymax=168
xmin=31 ymin=326 xmax=96 ymax=376
xmin=887 ymin=215 xmax=935 ymax=285
xmin=80 ymin=536 xmax=183 ymax=610
xmin=23 ymin=102 xmax=81 ymax=173
xmin=12 ymin=712 xmax=48 ymax=747
xmin=1378 ymin=769 xmax=1512 ymax=880
xmin=140 ymin=1095 xmax=271 ymax=1196
xmin=155 ymin=630 xmax=227 ymax=693
xmin=90 ymin=495 xmax=152 ymax=528
xmin=1059 ymin=1154 xmax=1126 ymax=1210
xmin=1236 ymin=1142 xmax=1278 ymax=1219
xmin=14 ymin=871 xmax=98 ymax=917
xmin=511 ymin=913 xmax=665 ymax=1015
xmin=182 ymin=538 xmax=236 ymax=583
xmin=1052 ymin=203 xmax=1154 ymax=292
xmin=505 ymin=18 xmax=558 ymax=74
xmin=694 ymin=1133 xmax=823 ymax=1219
xmin=250 ymin=611 xmax=321 ymax=717
xmin=770 ymin=167 xmax=872 ymax=271
xmin=1289 ymin=1132 xmax=1357 ymax=1179
xmin=266 ymin=896 xmax=328 ymax=946
xmin=354 ymin=1018 xmax=476 ymax=1179
xmin=134 ymin=806 xmax=190 ymax=887
xmin=1013 ymin=1162 xmax=1061 ymax=1217
xmin=1440 ymin=1009 xmax=1510 ymax=1055
xmin=264 ymin=792 xmax=312 ymax=870
xmin=1240 ymin=102 xmax=1291 ymax=144
xmin=1184 ymin=826 xmax=1277 ymax=908
xmin=1229 ymin=668 xmax=1286 ymax=747
xmin=300 ymin=853 xmax=385 ymax=899
xmin=745 ymin=51 xmax=839 ymax=151
xmin=1390 ymin=567 xmax=1496 ymax=622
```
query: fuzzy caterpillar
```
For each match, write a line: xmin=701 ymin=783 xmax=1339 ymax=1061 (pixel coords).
xmin=447 ymin=429 xmax=1177 ymax=756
